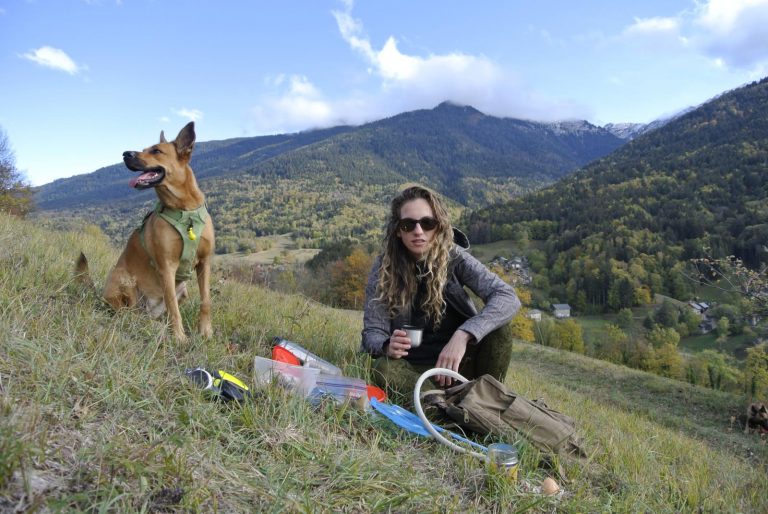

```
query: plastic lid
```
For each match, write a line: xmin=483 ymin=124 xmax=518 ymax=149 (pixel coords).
xmin=272 ymin=345 xmax=301 ymax=365
xmin=366 ymin=385 xmax=387 ymax=402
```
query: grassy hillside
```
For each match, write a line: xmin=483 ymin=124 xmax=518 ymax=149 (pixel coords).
xmin=2 ymin=212 xmax=767 ymax=512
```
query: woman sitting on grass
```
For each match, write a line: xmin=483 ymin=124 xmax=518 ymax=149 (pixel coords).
xmin=361 ymin=185 xmax=521 ymax=402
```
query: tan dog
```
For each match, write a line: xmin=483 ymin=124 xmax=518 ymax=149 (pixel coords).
xmin=76 ymin=122 xmax=214 ymax=341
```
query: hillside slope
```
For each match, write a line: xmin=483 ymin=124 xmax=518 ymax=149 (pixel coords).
xmin=32 ymin=103 xmax=624 ymax=249
xmin=1 ymin=212 xmax=767 ymax=512
xmin=467 ymin=77 xmax=768 ymax=307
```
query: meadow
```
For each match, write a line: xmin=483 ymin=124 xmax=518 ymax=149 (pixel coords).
xmin=2 ymin=212 xmax=767 ymax=513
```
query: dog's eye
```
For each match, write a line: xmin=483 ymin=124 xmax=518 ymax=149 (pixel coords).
xmin=150 ymin=148 xmax=162 ymax=155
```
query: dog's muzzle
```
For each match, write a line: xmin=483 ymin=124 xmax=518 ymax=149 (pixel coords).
xmin=123 ymin=151 xmax=166 ymax=189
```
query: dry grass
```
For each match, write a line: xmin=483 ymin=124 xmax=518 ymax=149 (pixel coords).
xmin=1 ymin=212 xmax=767 ymax=513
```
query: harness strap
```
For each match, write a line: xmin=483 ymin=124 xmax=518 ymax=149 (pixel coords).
xmin=138 ymin=202 xmax=209 ymax=282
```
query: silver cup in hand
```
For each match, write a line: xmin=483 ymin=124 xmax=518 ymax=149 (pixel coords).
xmin=402 ymin=325 xmax=423 ymax=348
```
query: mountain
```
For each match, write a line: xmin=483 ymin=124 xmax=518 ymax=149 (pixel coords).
xmin=467 ymin=77 xmax=768 ymax=311
xmin=33 ymin=102 xmax=625 ymax=251
xmin=603 ymin=107 xmax=695 ymax=140
xmin=603 ymin=122 xmax=649 ymax=140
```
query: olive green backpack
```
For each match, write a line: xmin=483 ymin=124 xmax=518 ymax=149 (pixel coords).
xmin=424 ymin=374 xmax=585 ymax=456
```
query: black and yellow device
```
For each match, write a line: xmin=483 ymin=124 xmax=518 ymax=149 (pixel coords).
xmin=185 ymin=367 xmax=251 ymax=402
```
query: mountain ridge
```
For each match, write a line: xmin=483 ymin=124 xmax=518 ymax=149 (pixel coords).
xmin=33 ymin=102 xmax=628 ymax=249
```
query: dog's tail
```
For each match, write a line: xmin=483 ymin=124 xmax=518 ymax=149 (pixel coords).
xmin=75 ymin=252 xmax=96 ymax=290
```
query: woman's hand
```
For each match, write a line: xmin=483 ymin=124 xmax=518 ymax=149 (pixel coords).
xmin=386 ymin=329 xmax=412 ymax=358
xmin=435 ymin=330 xmax=473 ymax=386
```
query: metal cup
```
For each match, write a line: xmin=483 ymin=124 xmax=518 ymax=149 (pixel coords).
xmin=401 ymin=325 xmax=423 ymax=348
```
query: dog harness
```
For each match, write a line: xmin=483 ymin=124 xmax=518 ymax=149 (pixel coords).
xmin=139 ymin=202 xmax=209 ymax=282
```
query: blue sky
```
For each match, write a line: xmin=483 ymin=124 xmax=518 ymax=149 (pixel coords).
xmin=1 ymin=0 xmax=767 ymax=186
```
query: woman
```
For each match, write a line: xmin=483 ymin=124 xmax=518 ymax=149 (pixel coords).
xmin=361 ymin=186 xmax=520 ymax=401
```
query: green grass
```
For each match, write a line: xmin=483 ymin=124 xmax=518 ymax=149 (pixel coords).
xmin=679 ymin=332 xmax=754 ymax=358
xmin=469 ymin=239 xmax=546 ymax=263
xmin=2 ymin=212 xmax=768 ymax=512
xmin=215 ymin=233 xmax=322 ymax=267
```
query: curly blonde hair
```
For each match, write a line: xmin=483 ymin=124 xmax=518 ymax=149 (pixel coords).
xmin=376 ymin=186 xmax=454 ymax=325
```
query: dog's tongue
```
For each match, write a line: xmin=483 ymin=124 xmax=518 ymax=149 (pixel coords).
xmin=129 ymin=171 xmax=157 ymax=188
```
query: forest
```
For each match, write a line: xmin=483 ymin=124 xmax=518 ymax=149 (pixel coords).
xmin=466 ymin=77 xmax=768 ymax=314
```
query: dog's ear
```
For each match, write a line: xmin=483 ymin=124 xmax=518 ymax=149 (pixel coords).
xmin=159 ymin=131 xmax=168 ymax=144
xmin=174 ymin=122 xmax=196 ymax=156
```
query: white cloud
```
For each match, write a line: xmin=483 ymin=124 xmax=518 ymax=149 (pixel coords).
xmin=623 ymin=16 xmax=679 ymax=36
xmin=174 ymin=108 xmax=203 ymax=122
xmin=250 ymin=75 xmax=347 ymax=134
xmin=326 ymin=0 xmax=585 ymax=123
xmin=617 ymin=1 xmax=768 ymax=71
xmin=21 ymin=46 xmax=82 ymax=74
xmin=249 ymin=0 xmax=593 ymax=135
xmin=692 ymin=0 xmax=768 ymax=69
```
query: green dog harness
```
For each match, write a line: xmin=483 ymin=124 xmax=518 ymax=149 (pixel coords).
xmin=139 ymin=202 xmax=209 ymax=282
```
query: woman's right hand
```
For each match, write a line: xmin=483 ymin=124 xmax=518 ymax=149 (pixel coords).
xmin=386 ymin=329 xmax=411 ymax=358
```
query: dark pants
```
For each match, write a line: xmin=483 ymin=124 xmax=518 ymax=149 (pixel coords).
xmin=371 ymin=323 xmax=514 ymax=405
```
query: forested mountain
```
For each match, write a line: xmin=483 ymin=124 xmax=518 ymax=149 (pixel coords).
xmin=33 ymin=102 xmax=624 ymax=251
xmin=467 ymin=77 xmax=768 ymax=312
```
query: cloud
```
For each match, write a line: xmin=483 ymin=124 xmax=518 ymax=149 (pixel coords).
xmin=174 ymin=108 xmax=203 ymax=122
xmin=250 ymin=75 xmax=348 ymax=134
xmin=21 ymin=46 xmax=82 ymax=74
xmin=327 ymin=0 xmax=586 ymax=123
xmin=619 ymin=1 xmax=768 ymax=71
xmin=249 ymin=0 xmax=592 ymax=135
xmin=623 ymin=16 xmax=679 ymax=36
xmin=691 ymin=0 xmax=768 ymax=69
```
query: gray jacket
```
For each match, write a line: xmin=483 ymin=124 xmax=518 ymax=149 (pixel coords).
xmin=361 ymin=231 xmax=521 ymax=356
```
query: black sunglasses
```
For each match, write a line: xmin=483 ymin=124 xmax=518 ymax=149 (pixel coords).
xmin=398 ymin=217 xmax=439 ymax=232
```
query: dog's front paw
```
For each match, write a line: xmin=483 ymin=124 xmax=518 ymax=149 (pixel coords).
xmin=172 ymin=327 xmax=188 ymax=343
xmin=199 ymin=324 xmax=213 ymax=338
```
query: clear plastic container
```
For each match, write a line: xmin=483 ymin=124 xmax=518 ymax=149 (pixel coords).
xmin=272 ymin=337 xmax=343 ymax=376
xmin=312 ymin=373 xmax=368 ymax=402
xmin=253 ymin=356 xmax=319 ymax=396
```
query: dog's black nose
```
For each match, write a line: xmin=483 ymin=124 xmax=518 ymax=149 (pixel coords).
xmin=123 ymin=151 xmax=135 ymax=159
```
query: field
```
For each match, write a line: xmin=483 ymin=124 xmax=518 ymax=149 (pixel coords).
xmin=2 ymin=213 xmax=768 ymax=512
xmin=215 ymin=233 xmax=322 ymax=267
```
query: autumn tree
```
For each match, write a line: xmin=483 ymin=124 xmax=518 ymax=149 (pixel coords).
xmin=0 ymin=126 xmax=33 ymax=217
xmin=554 ymin=318 xmax=585 ymax=354
xmin=328 ymin=247 xmax=373 ymax=309
xmin=509 ymin=287 xmax=535 ymax=342
xmin=646 ymin=326 xmax=680 ymax=348
xmin=653 ymin=342 xmax=684 ymax=379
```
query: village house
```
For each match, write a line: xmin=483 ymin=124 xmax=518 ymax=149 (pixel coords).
xmin=528 ymin=309 xmax=542 ymax=322
xmin=552 ymin=303 xmax=571 ymax=318
xmin=488 ymin=255 xmax=532 ymax=285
